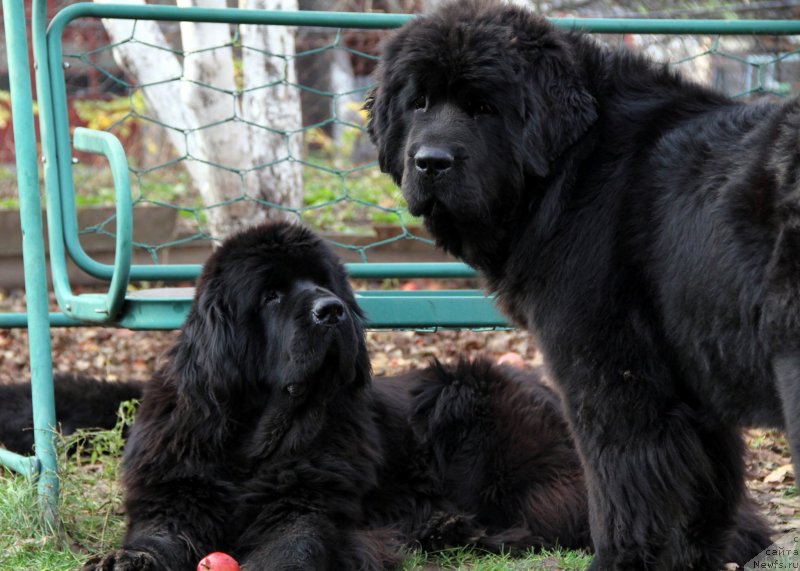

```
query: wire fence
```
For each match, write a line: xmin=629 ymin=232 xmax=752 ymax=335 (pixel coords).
xmin=58 ymin=17 xmax=420 ymax=268
xmin=7 ymin=10 xmax=800 ymax=274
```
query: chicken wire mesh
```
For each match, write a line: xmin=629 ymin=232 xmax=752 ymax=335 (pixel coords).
xmin=39 ymin=14 xmax=800 ymax=274
xmin=55 ymin=16 xmax=421 ymax=269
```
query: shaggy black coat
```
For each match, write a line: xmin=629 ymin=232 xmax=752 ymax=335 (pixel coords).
xmin=84 ymin=221 xmax=588 ymax=571
xmin=0 ymin=375 xmax=143 ymax=454
xmin=366 ymin=1 xmax=789 ymax=568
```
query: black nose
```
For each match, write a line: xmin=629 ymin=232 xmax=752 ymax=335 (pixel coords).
xmin=414 ymin=146 xmax=454 ymax=175
xmin=312 ymin=297 xmax=346 ymax=326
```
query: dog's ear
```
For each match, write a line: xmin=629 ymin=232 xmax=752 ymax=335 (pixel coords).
xmin=365 ymin=84 xmax=404 ymax=186
xmin=365 ymin=38 xmax=409 ymax=186
xmin=364 ymin=85 xmax=378 ymax=136
xmin=364 ymin=85 xmax=386 ymax=167
xmin=521 ymin=34 xmax=598 ymax=178
xmin=166 ymin=276 xmax=240 ymax=405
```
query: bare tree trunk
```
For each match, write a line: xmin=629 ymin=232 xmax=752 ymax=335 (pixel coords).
xmin=94 ymin=0 xmax=304 ymax=240
xmin=177 ymin=0 xmax=249 ymax=238
xmin=239 ymin=0 xmax=303 ymax=229
xmin=93 ymin=0 xmax=215 ymax=207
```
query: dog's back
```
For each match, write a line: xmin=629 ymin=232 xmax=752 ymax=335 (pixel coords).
xmin=0 ymin=374 xmax=143 ymax=454
xmin=371 ymin=357 xmax=591 ymax=551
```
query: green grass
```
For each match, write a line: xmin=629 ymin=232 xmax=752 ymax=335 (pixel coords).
xmin=0 ymin=401 xmax=134 ymax=571
xmin=0 ymin=401 xmax=590 ymax=570
xmin=0 ymin=473 xmax=83 ymax=570
xmin=402 ymin=546 xmax=592 ymax=570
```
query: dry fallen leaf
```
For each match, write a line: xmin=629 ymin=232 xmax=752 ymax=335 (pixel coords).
xmin=765 ymin=464 xmax=795 ymax=484
xmin=1 ymin=286 xmax=799 ymax=539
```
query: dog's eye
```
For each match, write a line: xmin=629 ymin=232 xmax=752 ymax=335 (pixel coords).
xmin=261 ymin=291 xmax=280 ymax=306
xmin=412 ymin=95 xmax=427 ymax=111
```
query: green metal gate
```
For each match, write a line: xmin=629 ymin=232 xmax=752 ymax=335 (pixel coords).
xmin=2 ymin=0 xmax=800 ymax=527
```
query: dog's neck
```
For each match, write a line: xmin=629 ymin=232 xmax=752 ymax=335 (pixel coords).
xmin=464 ymin=117 xmax=601 ymax=292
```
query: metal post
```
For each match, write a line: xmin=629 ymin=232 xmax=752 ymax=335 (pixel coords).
xmin=2 ymin=0 xmax=60 ymax=529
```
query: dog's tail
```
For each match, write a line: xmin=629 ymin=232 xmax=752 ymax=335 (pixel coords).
xmin=0 ymin=374 xmax=144 ymax=454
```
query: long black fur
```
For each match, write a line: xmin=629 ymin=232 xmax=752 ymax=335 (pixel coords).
xmin=366 ymin=1 xmax=788 ymax=568
xmin=0 ymin=374 xmax=143 ymax=454
xmin=84 ymin=221 xmax=589 ymax=571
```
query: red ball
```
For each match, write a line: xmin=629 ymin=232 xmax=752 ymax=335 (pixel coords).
xmin=497 ymin=351 xmax=525 ymax=368
xmin=197 ymin=552 xmax=240 ymax=571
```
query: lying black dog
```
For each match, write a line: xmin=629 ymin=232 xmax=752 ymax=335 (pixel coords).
xmin=366 ymin=0 xmax=786 ymax=568
xmin=85 ymin=221 xmax=589 ymax=570
xmin=0 ymin=375 xmax=143 ymax=454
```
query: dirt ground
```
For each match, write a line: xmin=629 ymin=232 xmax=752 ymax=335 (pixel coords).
xmin=0 ymin=286 xmax=797 ymax=540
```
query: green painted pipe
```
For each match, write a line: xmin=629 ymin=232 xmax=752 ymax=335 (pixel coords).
xmin=0 ymin=313 xmax=88 ymax=329
xmin=49 ymin=3 xmax=800 ymax=35
xmin=2 ymin=0 xmax=60 ymax=530
xmin=0 ymin=449 xmax=39 ymax=480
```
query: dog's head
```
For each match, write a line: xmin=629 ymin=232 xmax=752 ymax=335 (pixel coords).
xmin=366 ymin=0 xmax=597 ymax=268
xmin=167 ymin=222 xmax=370 ymax=411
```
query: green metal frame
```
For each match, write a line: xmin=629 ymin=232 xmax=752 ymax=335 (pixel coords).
xmin=2 ymin=0 xmax=800 ymax=527
xmin=26 ymin=4 xmax=800 ymax=332
xmin=41 ymin=5 xmax=800 ymax=288
xmin=1 ymin=0 xmax=59 ymax=528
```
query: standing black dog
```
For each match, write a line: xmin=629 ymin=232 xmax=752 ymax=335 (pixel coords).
xmin=84 ymin=221 xmax=589 ymax=571
xmin=367 ymin=0 xmax=793 ymax=568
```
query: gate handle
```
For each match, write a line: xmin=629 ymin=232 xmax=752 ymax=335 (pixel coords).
xmin=71 ymin=128 xmax=132 ymax=320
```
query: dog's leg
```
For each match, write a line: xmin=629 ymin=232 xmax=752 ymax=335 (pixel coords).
xmin=764 ymin=219 xmax=800 ymax=493
xmin=83 ymin=478 xmax=235 ymax=571
xmin=725 ymin=497 xmax=774 ymax=566
xmin=561 ymin=370 xmax=750 ymax=571
xmin=238 ymin=513 xmax=391 ymax=571
xmin=239 ymin=520 xmax=331 ymax=571
xmin=773 ymin=352 xmax=800 ymax=490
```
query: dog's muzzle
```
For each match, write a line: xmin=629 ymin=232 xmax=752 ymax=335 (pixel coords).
xmin=414 ymin=145 xmax=454 ymax=176
xmin=311 ymin=296 xmax=347 ymax=327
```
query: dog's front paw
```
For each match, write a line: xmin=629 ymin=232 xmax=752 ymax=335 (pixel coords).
xmin=83 ymin=549 xmax=157 ymax=571
xmin=418 ymin=512 xmax=484 ymax=551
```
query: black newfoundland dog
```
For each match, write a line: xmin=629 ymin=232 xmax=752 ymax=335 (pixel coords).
xmin=84 ymin=221 xmax=589 ymax=571
xmin=0 ymin=375 xmax=143 ymax=454
xmin=367 ymin=0 xmax=794 ymax=568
